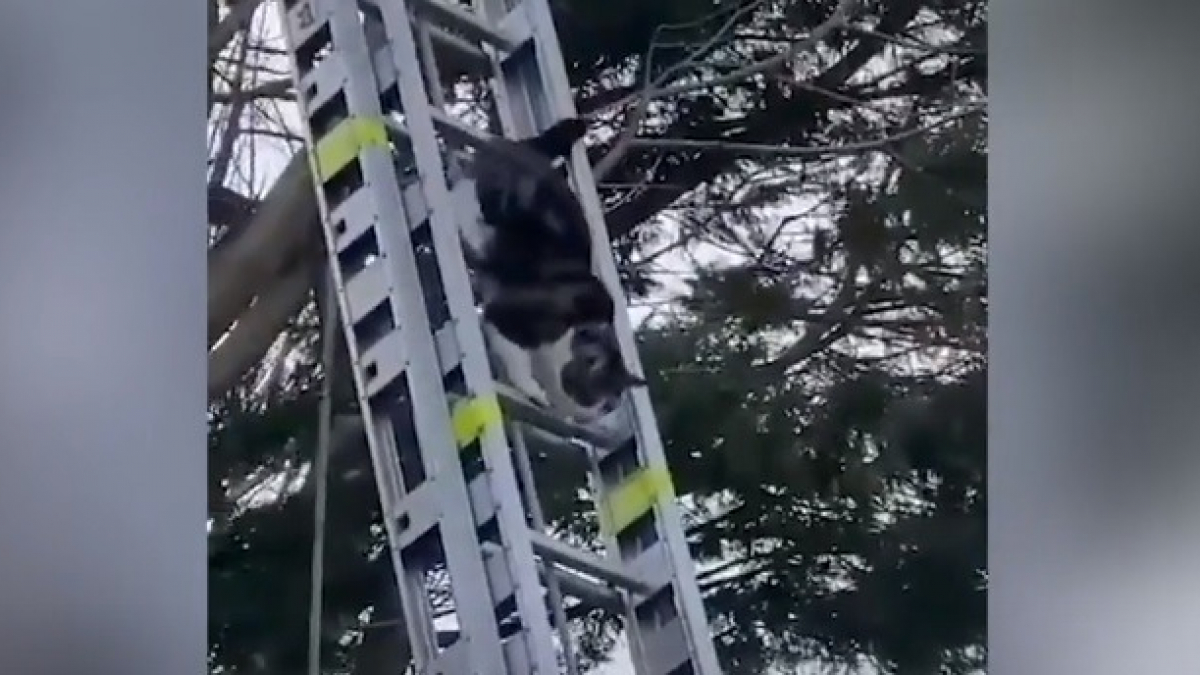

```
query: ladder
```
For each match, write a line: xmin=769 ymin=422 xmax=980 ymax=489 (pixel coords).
xmin=276 ymin=0 xmax=723 ymax=672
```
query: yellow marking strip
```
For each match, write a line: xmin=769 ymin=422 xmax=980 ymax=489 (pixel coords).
xmin=451 ymin=394 xmax=503 ymax=449
xmin=312 ymin=116 xmax=389 ymax=182
xmin=600 ymin=465 xmax=675 ymax=536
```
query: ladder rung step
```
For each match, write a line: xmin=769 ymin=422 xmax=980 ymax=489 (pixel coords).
xmin=400 ymin=179 xmax=430 ymax=227
xmin=466 ymin=472 xmax=499 ymax=528
xmin=494 ymin=383 xmax=626 ymax=450
xmin=428 ymin=639 xmax=469 ymax=675
xmin=523 ymin=425 xmax=591 ymax=461
xmin=296 ymin=54 xmax=345 ymax=115
xmin=437 ymin=560 xmax=625 ymax=623
xmin=411 ymin=0 xmax=520 ymax=52
xmin=502 ymin=630 xmax=533 ymax=673
xmin=622 ymin=539 xmax=678 ymax=591
xmin=427 ymin=24 xmax=492 ymax=72
xmin=479 ymin=541 xmax=518 ymax=609
xmin=428 ymin=107 xmax=491 ymax=149
xmin=369 ymin=42 xmax=399 ymax=102
xmin=343 ymin=257 xmax=390 ymax=324
xmin=328 ymin=189 xmax=379 ymax=255
xmin=543 ymin=562 xmax=625 ymax=614
xmin=435 ymin=629 xmax=458 ymax=648
xmin=432 ymin=322 xmax=462 ymax=376
xmin=388 ymin=479 xmax=440 ymax=549
xmin=385 ymin=113 xmax=474 ymax=169
xmin=381 ymin=115 xmax=411 ymax=142
xmin=360 ymin=330 xmax=409 ymax=400
xmin=641 ymin=620 xmax=693 ymax=675
xmin=528 ymin=529 xmax=653 ymax=596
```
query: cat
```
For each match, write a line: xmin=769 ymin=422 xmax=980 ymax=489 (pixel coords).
xmin=455 ymin=117 xmax=645 ymax=422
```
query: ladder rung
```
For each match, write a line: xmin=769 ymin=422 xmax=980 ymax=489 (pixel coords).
xmin=343 ymin=258 xmax=391 ymax=324
xmin=359 ymin=330 xmax=409 ymax=400
xmin=434 ymin=631 xmax=533 ymax=674
xmin=437 ymin=560 xmax=625 ymax=627
xmin=543 ymin=563 xmax=625 ymax=614
xmin=387 ymin=479 xmax=442 ymax=549
xmin=427 ymin=107 xmax=490 ymax=149
xmin=382 ymin=113 xmax=472 ymax=168
xmin=426 ymin=24 xmax=492 ymax=72
xmin=528 ymin=529 xmax=653 ymax=596
xmin=428 ymin=640 xmax=469 ymax=675
xmin=370 ymin=23 xmax=491 ymax=92
xmin=434 ymin=629 xmax=458 ymax=648
xmin=412 ymin=0 xmax=519 ymax=52
xmin=494 ymin=383 xmax=627 ymax=450
xmin=523 ymin=425 xmax=591 ymax=460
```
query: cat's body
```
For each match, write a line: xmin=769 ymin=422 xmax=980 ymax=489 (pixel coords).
xmin=456 ymin=118 xmax=644 ymax=422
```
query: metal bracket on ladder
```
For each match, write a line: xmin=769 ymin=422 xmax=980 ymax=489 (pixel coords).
xmin=277 ymin=0 xmax=724 ymax=672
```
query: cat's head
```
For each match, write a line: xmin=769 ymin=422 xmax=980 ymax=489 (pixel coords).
xmin=558 ymin=322 xmax=647 ymax=422
xmin=525 ymin=117 xmax=589 ymax=160
xmin=562 ymin=273 xmax=616 ymax=325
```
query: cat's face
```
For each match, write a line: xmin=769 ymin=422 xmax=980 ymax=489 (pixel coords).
xmin=558 ymin=322 xmax=646 ymax=421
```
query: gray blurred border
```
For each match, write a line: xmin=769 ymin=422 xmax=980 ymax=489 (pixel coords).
xmin=0 ymin=2 xmax=205 ymax=675
xmin=993 ymin=0 xmax=1200 ymax=673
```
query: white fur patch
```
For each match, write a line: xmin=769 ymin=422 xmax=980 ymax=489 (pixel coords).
xmin=530 ymin=328 xmax=607 ymax=422
xmin=484 ymin=321 xmax=548 ymax=406
xmin=451 ymin=177 xmax=493 ymax=263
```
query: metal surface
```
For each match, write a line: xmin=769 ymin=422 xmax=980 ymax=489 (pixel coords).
xmin=276 ymin=0 xmax=723 ymax=671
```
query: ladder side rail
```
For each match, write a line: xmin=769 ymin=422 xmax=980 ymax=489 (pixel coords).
xmin=275 ymin=0 xmax=512 ymax=671
xmin=470 ymin=0 xmax=725 ymax=672
xmin=363 ymin=1 xmax=564 ymax=671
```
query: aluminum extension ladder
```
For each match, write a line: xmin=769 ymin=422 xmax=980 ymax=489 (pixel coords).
xmin=276 ymin=0 xmax=723 ymax=672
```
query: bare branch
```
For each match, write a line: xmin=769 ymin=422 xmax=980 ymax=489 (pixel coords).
xmin=594 ymin=0 xmax=857 ymax=185
xmin=758 ymin=268 xmax=864 ymax=374
xmin=210 ymin=78 xmax=294 ymax=104
xmin=627 ymin=105 xmax=984 ymax=158
xmin=594 ymin=0 xmax=795 ymax=179
xmin=847 ymin=25 xmax=986 ymax=56
xmin=210 ymin=31 xmax=253 ymax=191
xmin=208 ymin=0 xmax=267 ymax=63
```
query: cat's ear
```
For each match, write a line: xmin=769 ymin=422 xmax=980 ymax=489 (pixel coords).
xmin=528 ymin=118 xmax=588 ymax=159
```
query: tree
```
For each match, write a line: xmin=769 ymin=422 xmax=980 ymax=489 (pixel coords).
xmin=208 ymin=0 xmax=987 ymax=672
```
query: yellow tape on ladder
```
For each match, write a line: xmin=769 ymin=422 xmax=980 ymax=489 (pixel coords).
xmin=312 ymin=116 xmax=389 ymax=182
xmin=599 ymin=465 xmax=676 ymax=536
xmin=451 ymin=394 xmax=503 ymax=449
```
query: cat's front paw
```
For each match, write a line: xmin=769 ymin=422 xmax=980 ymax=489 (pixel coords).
xmin=511 ymin=380 xmax=550 ymax=408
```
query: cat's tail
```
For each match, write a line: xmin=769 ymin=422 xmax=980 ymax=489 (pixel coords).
xmin=522 ymin=117 xmax=588 ymax=160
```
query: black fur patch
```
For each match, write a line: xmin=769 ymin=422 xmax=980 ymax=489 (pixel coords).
xmin=470 ymin=118 xmax=595 ymax=287
xmin=481 ymin=273 xmax=614 ymax=349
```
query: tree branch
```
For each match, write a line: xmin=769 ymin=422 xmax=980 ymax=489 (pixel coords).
xmin=628 ymin=105 xmax=983 ymax=158
xmin=600 ymin=0 xmax=930 ymax=240
xmin=209 ymin=262 xmax=315 ymax=400
xmin=208 ymin=0 xmax=267 ymax=64
xmin=594 ymin=0 xmax=857 ymax=180
xmin=211 ymin=78 xmax=295 ymax=105
xmin=208 ymin=151 xmax=319 ymax=348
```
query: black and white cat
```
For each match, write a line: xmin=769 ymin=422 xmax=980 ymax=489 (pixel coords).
xmin=454 ymin=118 xmax=645 ymax=422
